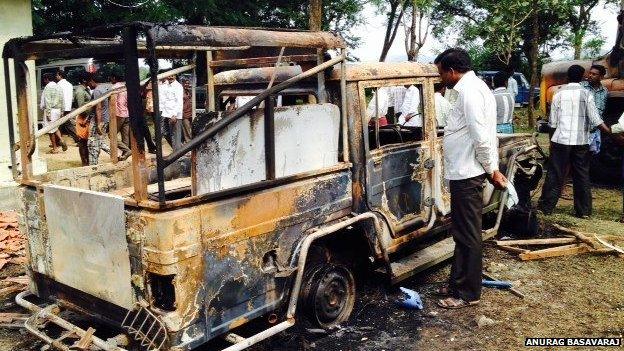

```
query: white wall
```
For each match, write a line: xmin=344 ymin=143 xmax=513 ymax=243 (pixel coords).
xmin=0 ymin=0 xmax=46 ymax=184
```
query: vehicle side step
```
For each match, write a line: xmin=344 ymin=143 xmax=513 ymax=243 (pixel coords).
xmin=387 ymin=237 xmax=456 ymax=284
xmin=383 ymin=229 xmax=499 ymax=284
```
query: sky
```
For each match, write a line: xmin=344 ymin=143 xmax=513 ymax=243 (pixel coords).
xmin=351 ymin=1 xmax=621 ymax=63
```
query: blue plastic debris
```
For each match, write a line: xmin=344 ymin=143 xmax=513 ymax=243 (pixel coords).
xmin=481 ymin=279 xmax=513 ymax=289
xmin=396 ymin=287 xmax=423 ymax=310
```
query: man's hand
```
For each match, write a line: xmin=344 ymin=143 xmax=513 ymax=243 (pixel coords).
xmin=488 ymin=170 xmax=508 ymax=190
xmin=96 ymin=123 xmax=103 ymax=135
xmin=169 ymin=118 xmax=177 ymax=126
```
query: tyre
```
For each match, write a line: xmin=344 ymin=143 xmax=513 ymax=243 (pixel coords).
xmin=299 ymin=260 xmax=356 ymax=330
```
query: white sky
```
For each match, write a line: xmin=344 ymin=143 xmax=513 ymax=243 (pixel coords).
xmin=351 ymin=1 xmax=620 ymax=63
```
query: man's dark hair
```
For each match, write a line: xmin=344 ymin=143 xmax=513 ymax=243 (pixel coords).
xmin=110 ymin=71 xmax=123 ymax=81
xmin=590 ymin=64 xmax=606 ymax=76
xmin=493 ymin=71 xmax=508 ymax=88
xmin=567 ymin=64 xmax=585 ymax=83
xmin=436 ymin=48 xmax=472 ymax=73
xmin=56 ymin=69 xmax=66 ymax=79
xmin=434 ymin=48 xmax=455 ymax=64
xmin=42 ymin=73 xmax=54 ymax=82
xmin=78 ymin=71 xmax=92 ymax=84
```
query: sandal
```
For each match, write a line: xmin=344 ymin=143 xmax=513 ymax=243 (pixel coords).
xmin=48 ymin=149 xmax=59 ymax=154
xmin=61 ymin=142 xmax=68 ymax=151
xmin=433 ymin=285 xmax=452 ymax=297
xmin=437 ymin=297 xmax=479 ymax=309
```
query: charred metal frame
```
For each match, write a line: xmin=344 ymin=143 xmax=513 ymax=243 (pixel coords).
xmin=2 ymin=22 xmax=348 ymax=206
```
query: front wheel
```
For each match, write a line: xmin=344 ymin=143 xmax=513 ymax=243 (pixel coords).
xmin=299 ymin=262 xmax=356 ymax=329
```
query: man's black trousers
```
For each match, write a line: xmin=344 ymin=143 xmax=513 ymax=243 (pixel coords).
xmin=449 ymin=174 xmax=485 ymax=302
xmin=538 ymin=142 xmax=592 ymax=217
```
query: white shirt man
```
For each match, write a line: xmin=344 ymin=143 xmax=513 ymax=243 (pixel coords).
xmin=444 ymin=70 xmax=498 ymax=180
xmin=434 ymin=92 xmax=452 ymax=128
xmin=549 ymin=83 xmax=603 ymax=145
xmin=366 ymin=87 xmax=390 ymax=122
xmin=161 ymin=79 xmax=183 ymax=119
xmin=493 ymin=87 xmax=515 ymax=125
xmin=56 ymin=77 xmax=74 ymax=113
xmin=507 ymin=75 xmax=518 ymax=99
xmin=398 ymin=85 xmax=422 ymax=127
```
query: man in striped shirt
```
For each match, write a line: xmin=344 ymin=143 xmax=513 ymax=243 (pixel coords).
xmin=538 ymin=65 xmax=611 ymax=218
xmin=493 ymin=71 xmax=515 ymax=134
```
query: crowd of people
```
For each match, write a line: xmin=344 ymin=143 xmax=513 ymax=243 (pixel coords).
xmin=39 ymin=69 xmax=194 ymax=166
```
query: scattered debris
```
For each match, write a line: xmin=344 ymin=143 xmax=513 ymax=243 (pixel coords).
xmin=475 ymin=315 xmax=496 ymax=328
xmin=0 ymin=275 xmax=28 ymax=299
xmin=485 ymin=262 xmax=508 ymax=273
xmin=396 ymin=287 xmax=423 ymax=310
xmin=427 ymin=311 xmax=438 ymax=317
xmin=482 ymin=273 xmax=525 ymax=299
xmin=0 ymin=211 xmax=26 ymax=270
xmin=306 ymin=328 xmax=327 ymax=335
xmin=493 ymin=224 xmax=624 ymax=261
xmin=0 ymin=312 xmax=28 ymax=328
xmin=482 ymin=279 xmax=513 ymax=289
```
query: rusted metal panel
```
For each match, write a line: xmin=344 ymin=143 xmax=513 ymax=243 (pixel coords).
xmin=195 ymin=104 xmax=341 ymax=195
xmin=152 ymin=25 xmax=346 ymax=49
xmin=330 ymin=62 xmax=439 ymax=82
xmin=213 ymin=66 xmax=303 ymax=86
xmin=43 ymin=185 xmax=134 ymax=309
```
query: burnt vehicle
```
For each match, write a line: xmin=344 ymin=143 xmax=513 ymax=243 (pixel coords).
xmin=3 ymin=23 xmax=544 ymax=351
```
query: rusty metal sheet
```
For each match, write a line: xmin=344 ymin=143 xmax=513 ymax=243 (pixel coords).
xmin=43 ymin=185 xmax=134 ymax=309
xmin=213 ymin=66 xmax=303 ymax=86
xmin=152 ymin=25 xmax=346 ymax=49
xmin=195 ymin=103 xmax=341 ymax=195
xmin=329 ymin=62 xmax=439 ymax=82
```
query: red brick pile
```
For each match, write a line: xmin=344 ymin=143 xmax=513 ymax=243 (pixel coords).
xmin=0 ymin=211 xmax=26 ymax=270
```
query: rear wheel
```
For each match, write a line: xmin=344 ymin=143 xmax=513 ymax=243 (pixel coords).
xmin=298 ymin=246 xmax=356 ymax=329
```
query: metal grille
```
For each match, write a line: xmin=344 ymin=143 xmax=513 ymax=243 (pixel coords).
xmin=121 ymin=305 xmax=168 ymax=351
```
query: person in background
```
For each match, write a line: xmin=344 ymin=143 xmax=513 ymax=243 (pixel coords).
xmin=182 ymin=78 xmax=193 ymax=142
xmin=86 ymin=75 xmax=116 ymax=165
xmin=141 ymin=82 xmax=159 ymax=154
xmin=581 ymin=65 xmax=608 ymax=155
xmin=505 ymin=66 xmax=519 ymax=103
xmin=160 ymin=75 xmax=184 ymax=150
xmin=434 ymin=83 xmax=452 ymax=128
xmin=74 ymin=72 xmax=92 ymax=166
xmin=55 ymin=69 xmax=79 ymax=143
xmin=398 ymin=85 xmax=422 ymax=127
xmin=493 ymin=71 xmax=515 ymax=134
xmin=366 ymin=87 xmax=389 ymax=126
xmin=537 ymin=65 xmax=611 ymax=219
xmin=110 ymin=72 xmax=132 ymax=160
xmin=435 ymin=48 xmax=507 ymax=310
xmin=40 ymin=73 xmax=67 ymax=154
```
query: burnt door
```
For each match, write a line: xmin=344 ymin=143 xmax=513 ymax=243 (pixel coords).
xmin=360 ymin=81 xmax=433 ymax=235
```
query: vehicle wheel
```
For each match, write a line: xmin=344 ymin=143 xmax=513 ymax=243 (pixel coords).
xmin=299 ymin=263 xmax=356 ymax=330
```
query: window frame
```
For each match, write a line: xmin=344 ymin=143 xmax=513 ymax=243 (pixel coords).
xmin=357 ymin=77 xmax=432 ymax=155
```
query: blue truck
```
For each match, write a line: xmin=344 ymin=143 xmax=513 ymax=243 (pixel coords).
xmin=478 ymin=71 xmax=540 ymax=106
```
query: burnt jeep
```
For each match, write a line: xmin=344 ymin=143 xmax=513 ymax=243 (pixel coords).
xmin=3 ymin=23 xmax=543 ymax=351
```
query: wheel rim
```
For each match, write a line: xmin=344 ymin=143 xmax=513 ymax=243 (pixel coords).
xmin=310 ymin=265 xmax=355 ymax=328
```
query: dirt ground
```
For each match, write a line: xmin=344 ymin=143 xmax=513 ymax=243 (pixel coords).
xmin=1 ymin=127 xmax=623 ymax=350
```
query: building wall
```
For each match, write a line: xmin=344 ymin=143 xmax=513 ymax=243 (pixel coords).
xmin=0 ymin=0 xmax=46 ymax=186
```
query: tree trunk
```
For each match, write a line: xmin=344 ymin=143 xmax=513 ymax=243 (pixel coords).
xmin=527 ymin=3 xmax=539 ymax=128
xmin=407 ymin=4 xmax=418 ymax=61
xmin=574 ymin=33 xmax=583 ymax=60
xmin=309 ymin=0 xmax=322 ymax=31
xmin=379 ymin=1 xmax=405 ymax=62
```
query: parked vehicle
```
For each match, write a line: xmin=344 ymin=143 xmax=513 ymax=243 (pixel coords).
xmin=479 ymin=71 xmax=539 ymax=106
xmin=4 ymin=24 xmax=545 ymax=351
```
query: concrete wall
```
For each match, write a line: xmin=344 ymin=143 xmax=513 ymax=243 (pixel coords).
xmin=0 ymin=0 xmax=46 ymax=188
